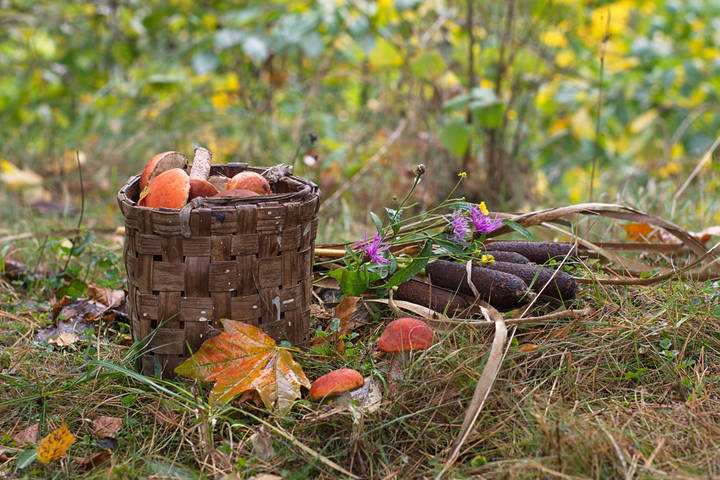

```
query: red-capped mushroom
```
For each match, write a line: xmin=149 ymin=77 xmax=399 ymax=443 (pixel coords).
xmin=309 ymin=368 xmax=364 ymax=402
xmin=189 ymin=178 xmax=219 ymax=200
xmin=378 ymin=317 xmax=434 ymax=352
xmin=140 ymin=168 xmax=190 ymax=209
xmin=139 ymin=151 xmax=188 ymax=192
xmin=225 ymin=171 xmax=271 ymax=195
xmin=378 ymin=318 xmax=434 ymax=394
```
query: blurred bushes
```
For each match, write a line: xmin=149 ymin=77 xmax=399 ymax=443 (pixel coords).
xmin=1 ymin=0 xmax=719 ymax=235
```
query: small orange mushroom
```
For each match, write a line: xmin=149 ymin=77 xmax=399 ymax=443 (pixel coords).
xmin=378 ymin=318 xmax=434 ymax=352
xmin=225 ymin=171 xmax=271 ymax=195
xmin=309 ymin=368 xmax=364 ymax=401
xmin=188 ymin=178 xmax=219 ymax=200
xmin=139 ymin=151 xmax=188 ymax=192
xmin=140 ymin=168 xmax=190 ymax=209
xmin=378 ymin=318 xmax=434 ymax=395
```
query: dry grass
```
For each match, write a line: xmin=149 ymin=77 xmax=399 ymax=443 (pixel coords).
xmin=2 ymin=205 xmax=720 ymax=479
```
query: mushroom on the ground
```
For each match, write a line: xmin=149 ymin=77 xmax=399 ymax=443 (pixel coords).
xmin=140 ymin=168 xmax=190 ymax=209
xmin=378 ymin=317 xmax=434 ymax=353
xmin=378 ymin=318 xmax=434 ymax=393
xmin=309 ymin=368 xmax=364 ymax=402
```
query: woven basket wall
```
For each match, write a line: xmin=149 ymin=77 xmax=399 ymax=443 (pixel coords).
xmin=117 ymin=163 xmax=319 ymax=377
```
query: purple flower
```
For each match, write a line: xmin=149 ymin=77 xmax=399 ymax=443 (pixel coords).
xmin=446 ymin=210 xmax=470 ymax=243
xmin=469 ymin=204 xmax=503 ymax=234
xmin=357 ymin=231 xmax=391 ymax=264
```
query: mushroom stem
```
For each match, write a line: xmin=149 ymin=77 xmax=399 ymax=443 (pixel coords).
xmin=190 ymin=147 xmax=212 ymax=180
xmin=386 ymin=353 xmax=405 ymax=397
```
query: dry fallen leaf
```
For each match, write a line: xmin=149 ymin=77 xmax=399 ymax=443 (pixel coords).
xmin=74 ymin=451 xmax=111 ymax=472
xmin=236 ymin=390 xmax=264 ymax=407
xmin=349 ymin=376 xmax=383 ymax=413
xmin=87 ymin=285 xmax=125 ymax=310
xmin=12 ymin=423 xmax=38 ymax=444
xmin=37 ymin=421 xmax=76 ymax=464
xmin=92 ymin=416 xmax=122 ymax=438
xmin=518 ymin=343 xmax=540 ymax=353
xmin=49 ymin=332 xmax=79 ymax=347
xmin=174 ymin=320 xmax=311 ymax=412
xmin=249 ymin=425 xmax=275 ymax=461
xmin=310 ymin=296 xmax=363 ymax=350
xmin=51 ymin=296 xmax=72 ymax=320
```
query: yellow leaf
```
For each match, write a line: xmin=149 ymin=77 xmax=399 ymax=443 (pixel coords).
xmin=629 ymin=109 xmax=658 ymax=133
xmin=0 ymin=160 xmax=43 ymax=190
xmin=570 ymin=109 xmax=594 ymax=140
xmin=37 ymin=421 xmax=76 ymax=463
xmin=540 ymin=30 xmax=567 ymax=48
xmin=211 ymin=92 xmax=232 ymax=110
xmin=555 ymin=49 xmax=575 ymax=68
xmin=368 ymin=38 xmax=402 ymax=69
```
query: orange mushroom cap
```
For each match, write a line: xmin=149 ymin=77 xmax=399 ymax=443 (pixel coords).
xmin=139 ymin=151 xmax=188 ymax=191
xmin=188 ymin=178 xmax=219 ymax=200
xmin=309 ymin=368 xmax=364 ymax=401
xmin=377 ymin=318 xmax=434 ymax=353
xmin=141 ymin=168 xmax=190 ymax=209
xmin=225 ymin=171 xmax=271 ymax=195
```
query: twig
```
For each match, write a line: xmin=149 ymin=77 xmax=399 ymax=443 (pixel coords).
xmin=673 ymin=134 xmax=720 ymax=214
xmin=529 ymin=462 xmax=590 ymax=480
xmin=322 ymin=119 xmax=407 ymax=206
xmin=462 ymin=0 xmax=475 ymax=174
xmin=442 ymin=307 xmax=592 ymax=327
xmin=589 ymin=10 xmax=609 ymax=201
xmin=61 ymin=150 xmax=85 ymax=274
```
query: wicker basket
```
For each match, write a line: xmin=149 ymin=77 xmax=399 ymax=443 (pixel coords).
xmin=117 ymin=163 xmax=319 ymax=377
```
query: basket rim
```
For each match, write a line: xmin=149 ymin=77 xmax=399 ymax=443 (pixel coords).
xmin=117 ymin=163 xmax=319 ymax=213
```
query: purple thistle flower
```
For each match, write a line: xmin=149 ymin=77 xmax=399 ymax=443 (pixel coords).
xmin=469 ymin=204 xmax=503 ymax=234
xmin=357 ymin=231 xmax=391 ymax=264
xmin=446 ymin=210 xmax=470 ymax=243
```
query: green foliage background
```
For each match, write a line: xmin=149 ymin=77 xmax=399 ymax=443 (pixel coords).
xmin=1 ymin=0 xmax=719 ymax=240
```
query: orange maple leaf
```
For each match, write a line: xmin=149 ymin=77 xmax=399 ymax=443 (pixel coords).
xmin=623 ymin=222 xmax=666 ymax=242
xmin=175 ymin=320 xmax=310 ymax=412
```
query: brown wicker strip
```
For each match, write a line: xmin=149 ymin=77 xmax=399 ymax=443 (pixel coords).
xmin=118 ymin=164 xmax=319 ymax=378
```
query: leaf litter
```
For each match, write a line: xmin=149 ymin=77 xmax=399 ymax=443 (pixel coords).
xmin=35 ymin=286 xmax=126 ymax=344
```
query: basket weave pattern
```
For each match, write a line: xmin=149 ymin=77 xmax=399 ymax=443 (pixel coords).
xmin=117 ymin=164 xmax=319 ymax=377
